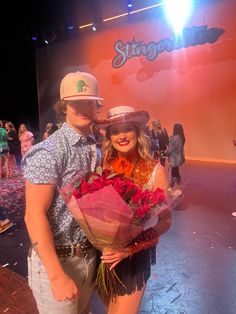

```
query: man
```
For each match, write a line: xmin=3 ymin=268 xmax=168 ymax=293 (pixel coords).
xmin=22 ymin=71 xmax=103 ymax=313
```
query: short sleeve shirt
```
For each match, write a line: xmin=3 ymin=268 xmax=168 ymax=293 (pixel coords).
xmin=21 ymin=123 xmax=99 ymax=245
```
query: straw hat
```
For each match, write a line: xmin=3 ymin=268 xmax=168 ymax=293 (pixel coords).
xmin=96 ymin=106 xmax=149 ymax=129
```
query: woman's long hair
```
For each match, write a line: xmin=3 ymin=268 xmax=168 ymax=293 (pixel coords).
xmin=102 ymin=124 xmax=154 ymax=167
xmin=173 ymin=123 xmax=185 ymax=145
xmin=151 ymin=119 xmax=162 ymax=136
xmin=6 ymin=122 xmax=16 ymax=131
xmin=18 ymin=123 xmax=27 ymax=138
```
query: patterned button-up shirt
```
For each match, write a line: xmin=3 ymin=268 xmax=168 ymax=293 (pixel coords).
xmin=22 ymin=123 xmax=99 ymax=245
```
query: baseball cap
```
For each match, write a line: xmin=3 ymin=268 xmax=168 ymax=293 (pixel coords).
xmin=60 ymin=71 xmax=103 ymax=101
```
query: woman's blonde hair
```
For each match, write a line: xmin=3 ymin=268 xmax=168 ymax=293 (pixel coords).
xmin=45 ymin=122 xmax=53 ymax=132
xmin=18 ymin=123 xmax=27 ymax=138
xmin=102 ymin=124 xmax=154 ymax=167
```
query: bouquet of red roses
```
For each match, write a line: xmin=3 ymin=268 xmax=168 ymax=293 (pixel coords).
xmin=60 ymin=166 xmax=168 ymax=298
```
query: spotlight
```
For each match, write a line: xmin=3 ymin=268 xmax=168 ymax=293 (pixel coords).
xmin=68 ymin=26 xmax=74 ymax=30
xmin=31 ymin=36 xmax=37 ymax=41
xmin=128 ymin=0 xmax=132 ymax=10
xmin=44 ymin=40 xmax=49 ymax=44
xmin=92 ymin=25 xmax=97 ymax=31
xmin=164 ymin=0 xmax=192 ymax=35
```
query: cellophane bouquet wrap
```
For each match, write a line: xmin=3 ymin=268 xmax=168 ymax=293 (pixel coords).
xmin=60 ymin=166 xmax=168 ymax=299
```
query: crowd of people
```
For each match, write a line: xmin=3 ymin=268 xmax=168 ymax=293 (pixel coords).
xmin=0 ymin=113 xmax=186 ymax=190
xmin=1 ymin=71 xmax=187 ymax=313
xmin=0 ymin=120 xmax=35 ymax=177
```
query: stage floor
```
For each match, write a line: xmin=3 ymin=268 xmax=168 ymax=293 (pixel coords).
xmin=1 ymin=161 xmax=236 ymax=314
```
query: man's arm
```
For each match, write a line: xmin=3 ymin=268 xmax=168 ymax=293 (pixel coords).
xmin=25 ymin=180 xmax=79 ymax=301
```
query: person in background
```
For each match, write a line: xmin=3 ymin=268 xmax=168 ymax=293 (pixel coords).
xmin=151 ymin=119 xmax=169 ymax=166
xmin=144 ymin=125 xmax=159 ymax=158
xmin=91 ymin=124 xmax=104 ymax=162
xmin=167 ymin=123 xmax=185 ymax=188
xmin=98 ymin=106 xmax=172 ymax=314
xmin=43 ymin=123 xmax=58 ymax=140
xmin=0 ymin=120 xmax=10 ymax=179
xmin=92 ymin=125 xmax=104 ymax=148
xmin=18 ymin=123 xmax=34 ymax=157
xmin=22 ymin=71 xmax=103 ymax=314
xmin=47 ymin=123 xmax=58 ymax=136
xmin=5 ymin=121 xmax=19 ymax=174
xmin=43 ymin=122 xmax=53 ymax=140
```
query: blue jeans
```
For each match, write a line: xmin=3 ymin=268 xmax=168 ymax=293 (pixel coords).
xmin=28 ymin=249 xmax=98 ymax=314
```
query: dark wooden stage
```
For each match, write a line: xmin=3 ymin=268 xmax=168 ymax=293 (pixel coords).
xmin=0 ymin=161 xmax=236 ymax=314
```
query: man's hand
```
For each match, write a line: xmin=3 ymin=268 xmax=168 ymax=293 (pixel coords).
xmin=50 ymin=273 xmax=79 ymax=301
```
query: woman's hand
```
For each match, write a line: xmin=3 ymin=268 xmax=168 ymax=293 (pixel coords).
xmin=101 ymin=247 xmax=130 ymax=270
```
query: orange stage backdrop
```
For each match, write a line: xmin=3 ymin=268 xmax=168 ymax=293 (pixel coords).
xmin=36 ymin=0 xmax=236 ymax=163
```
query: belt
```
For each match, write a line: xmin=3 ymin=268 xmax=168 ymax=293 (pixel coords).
xmin=55 ymin=240 xmax=93 ymax=258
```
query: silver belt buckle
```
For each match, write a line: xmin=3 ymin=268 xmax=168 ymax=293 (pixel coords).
xmin=74 ymin=243 xmax=83 ymax=257
xmin=70 ymin=243 xmax=79 ymax=257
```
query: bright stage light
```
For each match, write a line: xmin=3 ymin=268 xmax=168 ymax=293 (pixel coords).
xmin=128 ymin=0 xmax=132 ymax=8
xmin=164 ymin=0 xmax=192 ymax=35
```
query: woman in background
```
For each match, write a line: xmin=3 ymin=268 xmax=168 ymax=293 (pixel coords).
xmin=167 ymin=123 xmax=185 ymax=188
xmin=43 ymin=122 xmax=53 ymax=140
xmin=18 ymin=123 xmax=34 ymax=157
xmin=5 ymin=121 xmax=18 ymax=173
xmin=0 ymin=120 xmax=10 ymax=178
xmin=151 ymin=119 xmax=169 ymax=166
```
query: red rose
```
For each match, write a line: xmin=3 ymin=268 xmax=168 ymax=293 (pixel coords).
xmin=79 ymin=179 xmax=89 ymax=196
xmin=88 ymin=177 xmax=108 ymax=192
xmin=112 ymin=180 xmax=127 ymax=195
xmin=73 ymin=189 xmax=81 ymax=199
xmin=150 ymin=188 xmax=165 ymax=204
xmin=132 ymin=190 xmax=144 ymax=204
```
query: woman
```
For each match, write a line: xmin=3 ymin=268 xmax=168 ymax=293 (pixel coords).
xmin=97 ymin=106 xmax=172 ymax=314
xmin=18 ymin=123 xmax=34 ymax=157
xmin=151 ymin=119 xmax=169 ymax=166
xmin=5 ymin=121 xmax=18 ymax=173
xmin=0 ymin=120 xmax=10 ymax=178
xmin=167 ymin=123 xmax=185 ymax=187
xmin=42 ymin=122 xmax=53 ymax=140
